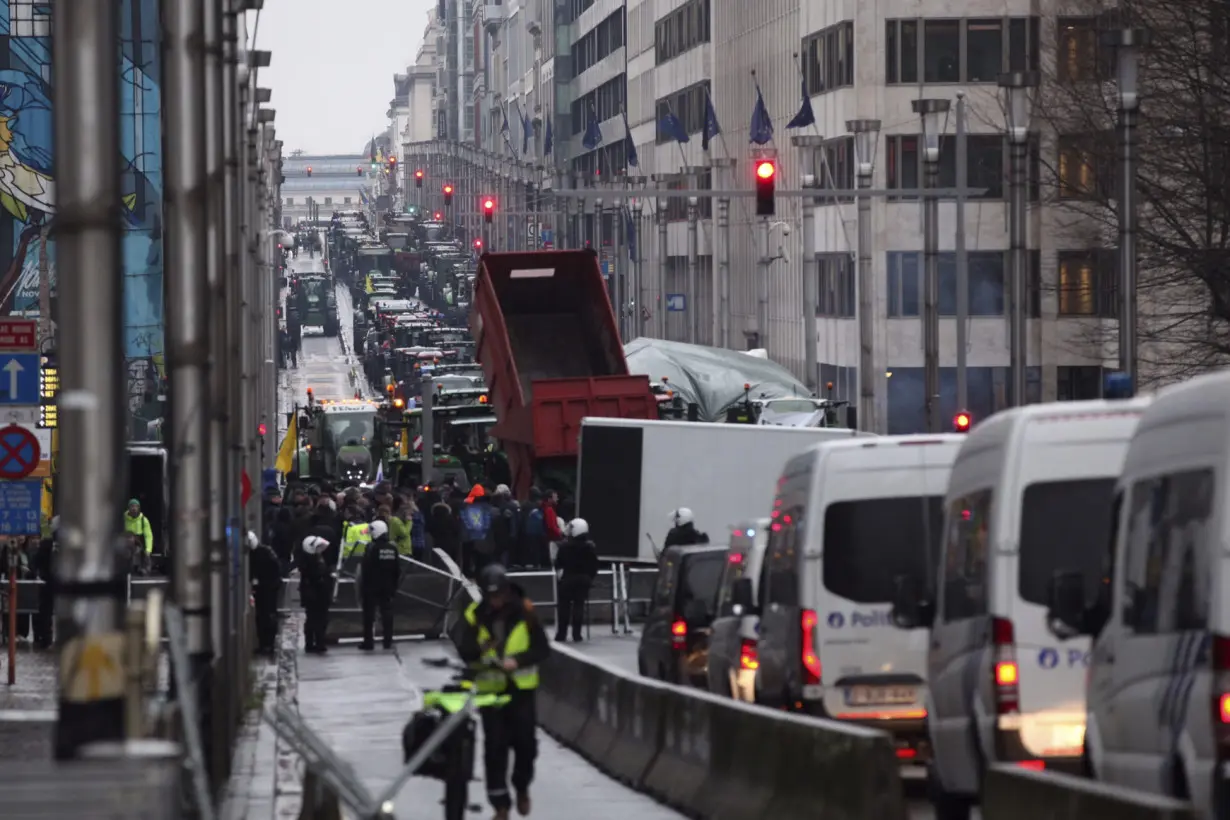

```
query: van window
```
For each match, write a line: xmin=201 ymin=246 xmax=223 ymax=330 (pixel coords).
xmin=822 ymin=496 xmax=944 ymax=604
xmin=717 ymin=553 xmax=749 ymax=615
xmin=941 ymin=490 xmax=992 ymax=621
xmin=1018 ymin=478 xmax=1116 ymax=606
xmin=653 ymin=555 xmax=677 ymax=609
xmin=764 ymin=504 xmax=803 ymax=606
xmin=1121 ymin=468 xmax=1215 ymax=634
xmin=679 ymin=553 xmax=725 ymax=614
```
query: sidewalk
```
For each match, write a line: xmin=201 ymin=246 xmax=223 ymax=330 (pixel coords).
xmin=0 ymin=649 xmax=58 ymax=761
xmin=295 ymin=639 xmax=685 ymax=820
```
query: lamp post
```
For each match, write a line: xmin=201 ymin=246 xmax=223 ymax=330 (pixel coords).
xmin=998 ymin=70 xmax=1039 ymax=406
xmin=1101 ymin=26 xmax=1149 ymax=387
xmin=847 ymin=118 xmax=881 ymax=432
xmin=791 ymin=134 xmax=824 ymax=392
xmin=912 ymin=99 xmax=950 ymax=433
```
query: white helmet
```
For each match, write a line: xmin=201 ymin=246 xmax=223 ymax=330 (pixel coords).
xmin=370 ymin=520 xmax=389 ymax=539
xmin=671 ymin=507 xmax=694 ymax=527
xmin=247 ymin=531 xmax=259 ymax=550
xmin=565 ymin=518 xmax=589 ymax=538
xmin=301 ymin=535 xmax=329 ymax=555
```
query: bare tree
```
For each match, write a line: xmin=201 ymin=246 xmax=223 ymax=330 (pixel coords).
xmin=1033 ymin=2 xmax=1230 ymax=385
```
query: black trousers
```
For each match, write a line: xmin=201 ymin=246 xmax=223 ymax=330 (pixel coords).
xmin=361 ymin=592 xmax=395 ymax=647
xmin=555 ymin=578 xmax=589 ymax=640
xmin=480 ymin=692 xmax=537 ymax=810
xmin=304 ymin=598 xmax=330 ymax=650
xmin=255 ymin=591 xmax=279 ymax=652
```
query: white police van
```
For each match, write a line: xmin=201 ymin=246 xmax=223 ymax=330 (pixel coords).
xmin=1048 ymin=373 xmax=1225 ymax=817
xmin=753 ymin=435 xmax=962 ymax=769
xmin=892 ymin=398 xmax=1150 ymax=818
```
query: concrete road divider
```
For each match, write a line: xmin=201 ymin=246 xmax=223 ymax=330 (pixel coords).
xmin=538 ymin=644 xmax=908 ymax=820
xmin=982 ymin=766 xmax=1196 ymax=820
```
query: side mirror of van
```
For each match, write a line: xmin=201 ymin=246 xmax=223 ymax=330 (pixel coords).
xmin=891 ymin=574 xmax=934 ymax=630
xmin=730 ymin=578 xmax=756 ymax=614
xmin=1046 ymin=570 xmax=1087 ymax=640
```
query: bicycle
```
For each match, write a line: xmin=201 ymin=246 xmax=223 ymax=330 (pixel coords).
xmin=403 ymin=656 xmax=510 ymax=820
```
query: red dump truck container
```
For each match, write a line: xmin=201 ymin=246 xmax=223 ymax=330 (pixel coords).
xmin=469 ymin=249 xmax=657 ymax=498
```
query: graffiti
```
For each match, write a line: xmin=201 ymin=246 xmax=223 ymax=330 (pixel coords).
xmin=0 ymin=1 xmax=166 ymax=431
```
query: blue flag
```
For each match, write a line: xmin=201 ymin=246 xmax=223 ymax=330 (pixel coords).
xmin=583 ymin=103 xmax=603 ymax=151
xmin=518 ymin=101 xmax=533 ymax=154
xmin=702 ymin=90 xmax=721 ymax=151
xmin=749 ymin=83 xmax=773 ymax=146
xmin=660 ymin=110 xmax=689 ymax=144
xmin=622 ymin=110 xmax=638 ymax=167
xmin=786 ymin=80 xmax=815 ymax=129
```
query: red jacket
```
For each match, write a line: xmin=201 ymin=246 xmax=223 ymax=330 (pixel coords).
xmin=543 ymin=502 xmax=563 ymax=540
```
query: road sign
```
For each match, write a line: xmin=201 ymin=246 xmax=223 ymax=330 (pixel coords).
xmin=666 ymin=293 xmax=686 ymax=312
xmin=63 ymin=633 xmax=125 ymax=701
xmin=0 ymin=424 xmax=39 ymax=479
xmin=0 ymin=353 xmax=38 ymax=404
xmin=0 ymin=318 xmax=36 ymax=350
xmin=0 ymin=479 xmax=41 ymax=534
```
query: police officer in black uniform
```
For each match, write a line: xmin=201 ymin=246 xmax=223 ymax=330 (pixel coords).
xmin=299 ymin=535 xmax=334 ymax=654
xmin=553 ymin=518 xmax=599 ymax=643
xmin=359 ymin=519 xmax=399 ymax=650
xmin=248 ymin=530 xmax=284 ymax=657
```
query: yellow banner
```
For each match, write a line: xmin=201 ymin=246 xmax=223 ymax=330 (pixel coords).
xmin=275 ymin=413 xmax=298 ymax=473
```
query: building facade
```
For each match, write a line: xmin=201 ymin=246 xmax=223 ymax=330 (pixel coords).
xmin=281 ymin=154 xmax=369 ymax=224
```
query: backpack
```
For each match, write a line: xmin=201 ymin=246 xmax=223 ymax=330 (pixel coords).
xmin=524 ymin=507 xmax=545 ymax=539
xmin=461 ymin=503 xmax=492 ymax=541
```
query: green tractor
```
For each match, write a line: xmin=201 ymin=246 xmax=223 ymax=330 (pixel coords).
xmin=293 ymin=274 xmax=340 ymax=336
xmin=290 ymin=397 xmax=381 ymax=483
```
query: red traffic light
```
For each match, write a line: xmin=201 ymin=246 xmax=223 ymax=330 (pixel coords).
xmin=388 ymin=156 xmax=397 ymax=164
xmin=433 ymin=211 xmax=442 ymax=219
xmin=306 ymin=165 xmax=312 ymax=175
xmin=953 ymin=411 xmax=972 ymax=433
xmin=415 ymin=169 xmax=424 ymax=179
xmin=473 ymin=239 xmax=483 ymax=249
xmin=483 ymin=198 xmax=495 ymax=211
xmin=756 ymin=160 xmax=776 ymax=180
xmin=258 ymin=423 xmax=267 ymax=437
xmin=443 ymin=184 xmax=453 ymax=194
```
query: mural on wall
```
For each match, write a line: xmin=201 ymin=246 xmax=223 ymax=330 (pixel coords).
xmin=0 ymin=1 xmax=166 ymax=436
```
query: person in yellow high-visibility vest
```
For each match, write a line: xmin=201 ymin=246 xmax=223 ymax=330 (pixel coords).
xmin=458 ymin=563 xmax=550 ymax=820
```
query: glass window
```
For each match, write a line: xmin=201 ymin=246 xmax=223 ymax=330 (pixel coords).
xmin=968 ymin=251 xmax=1005 ymax=315
xmin=1121 ymin=469 xmax=1215 ymax=634
xmin=900 ymin=21 xmax=918 ymax=83
xmin=941 ymin=490 xmax=992 ymax=621
xmin=886 ymin=135 xmax=920 ymax=199
xmin=965 ymin=19 xmax=1003 ymax=82
xmin=822 ymin=497 xmax=945 ymax=604
xmin=886 ymin=20 xmax=898 ymax=82
xmin=717 ymin=552 xmax=749 ymax=615
xmin=923 ymin=20 xmax=960 ymax=83
xmin=887 ymin=251 xmax=921 ymax=317
xmin=764 ymin=504 xmax=803 ymax=606
xmin=968 ymin=135 xmax=1004 ymax=199
xmin=1058 ymin=250 xmax=1115 ymax=317
xmin=1057 ymin=17 xmax=1107 ymax=81
xmin=652 ymin=554 xmax=677 ymax=608
xmin=1058 ymin=366 xmax=1104 ymax=400
xmin=1018 ymin=479 xmax=1117 ymax=606
xmin=1057 ymin=134 xmax=1109 ymax=199
xmin=679 ymin=552 xmax=725 ymax=613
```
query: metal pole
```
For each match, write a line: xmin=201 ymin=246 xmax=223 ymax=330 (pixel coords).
xmin=162 ymin=0 xmax=213 ymax=705
xmin=954 ymin=93 xmax=969 ymax=411
xmin=631 ymin=201 xmax=644 ymax=338
xmin=922 ymin=156 xmax=940 ymax=432
xmin=718 ymin=196 xmax=731 ymax=349
xmin=758 ymin=221 xmax=770 ymax=351
xmin=656 ymin=196 xmax=668 ymax=339
xmin=53 ymin=0 xmax=127 ymax=756
xmin=802 ymin=198 xmax=818 ymax=390
xmin=856 ymin=172 xmax=875 ymax=430
xmin=686 ymin=191 xmax=699 ymax=344
xmin=1008 ymin=127 xmax=1027 ymax=406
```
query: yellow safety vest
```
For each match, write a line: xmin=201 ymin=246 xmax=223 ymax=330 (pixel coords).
xmin=341 ymin=522 xmax=372 ymax=559
xmin=463 ymin=602 xmax=540 ymax=694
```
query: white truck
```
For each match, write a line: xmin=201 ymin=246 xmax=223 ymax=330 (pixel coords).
xmin=576 ymin=417 xmax=867 ymax=560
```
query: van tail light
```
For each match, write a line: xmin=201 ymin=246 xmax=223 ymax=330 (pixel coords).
xmin=992 ymin=617 xmax=1020 ymax=715
xmin=801 ymin=609 xmax=822 ymax=685
xmin=1212 ymin=635 xmax=1230 ymax=752
xmin=671 ymin=618 xmax=687 ymax=650
xmin=739 ymin=639 xmax=759 ymax=670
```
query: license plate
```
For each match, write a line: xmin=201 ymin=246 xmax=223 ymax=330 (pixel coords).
xmin=844 ymin=685 xmax=916 ymax=707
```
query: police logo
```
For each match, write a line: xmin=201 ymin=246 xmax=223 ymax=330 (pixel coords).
xmin=827 ymin=612 xmax=845 ymax=629
xmin=1038 ymin=648 xmax=1059 ymax=669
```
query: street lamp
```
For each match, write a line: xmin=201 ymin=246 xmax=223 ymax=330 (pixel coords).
xmin=847 ymin=118 xmax=882 ymax=432
xmin=911 ymin=99 xmax=950 ymax=433
xmin=791 ymin=135 xmax=824 ymax=391
xmin=1101 ymin=25 xmax=1150 ymax=388
xmin=998 ymin=70 xmax=1039 ymax=408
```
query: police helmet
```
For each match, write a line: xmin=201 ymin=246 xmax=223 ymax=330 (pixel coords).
xmin=247 ymin=531 xmax=259 ymax=550
xmin=477 ymin=563 xmax=509 ymax=596
xmin=565 ymin=518 xmax=589 ymax=538
xmin=370 ymin=519 xmax=389 ymax=539
xmin=671 ymin=507 xmax=694 ymax=527
xmin=301 ymin=535 xmax=329 ymax=555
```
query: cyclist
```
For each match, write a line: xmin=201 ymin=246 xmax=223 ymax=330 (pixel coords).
xmin=458 ymin=563 xmax=550 ymax=819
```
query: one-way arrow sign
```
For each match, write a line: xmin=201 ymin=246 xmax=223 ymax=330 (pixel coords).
xmin=0 ymin=353 xmax=38 ymax=405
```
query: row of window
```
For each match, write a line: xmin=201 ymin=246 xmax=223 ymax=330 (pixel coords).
xmin=802 ymin=22 xmax=854 ymax=95
xmin=572 ymin=9 xmax=625 ymax=77
xmin=569 ymin=76 xmax=626 ymax=137
xmin=284 ymin=197 xmax=352 ymax=206
xmin=568 ymin=139 xmax=629 ymax=178
xmin=654 ymin=81 xmax=711 ymax=145
xmin=655 ymin=0 xmax=709 ymax=65
xmin=663 ymin=170 xmax=714 ymax=221
xmin=884 ymin=134 xmax=1040 ymax=202
xmin=885 ymin=17 xmax=1041 ymax=85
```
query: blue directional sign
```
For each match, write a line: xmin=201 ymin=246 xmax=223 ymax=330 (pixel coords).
xmin=666 ymin=293 xmax=686 ymax=312
xmin=0 ymin=480 xmax=41 ymax=535
xmin=0 ymin=353 xmax=39 ymax=405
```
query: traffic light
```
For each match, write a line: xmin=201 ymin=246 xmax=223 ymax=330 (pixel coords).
xmin=306 ymin=165 xmax=313 ymax=177
xmin=388 ymin=156 xmax=397 ymax=175
xmin=483 ymin=197 xmax=495 ymax=224
xmin=443 ymin=184 xmax=454 ymax=205
xmin=754 ymin=160 xmax=776 ymax=216
xmin=953 ymin=411 xmax=972 ymax=433
xmin=433 ymin=211 xmax=442 ymax=220
xmin=473 ymin=238 xmax=483 ymax=250
xmin=258 ymin=422 xmax=267 ymax=437
xmin=415 ymin=169 xmax=424 ymax=188
xmin=357 ymin=166 xmax=363 ymax=177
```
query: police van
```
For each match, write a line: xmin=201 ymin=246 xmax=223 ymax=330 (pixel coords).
xmin=891 ymin=397 xmax=1150 ymax=818
xmin=1048 ymin=373 xmax=1225 ymax=817
xmin=706 ymin=519 xmax=771 ymax=702
xmin=753 ymin=435 xmax=962 ymax=768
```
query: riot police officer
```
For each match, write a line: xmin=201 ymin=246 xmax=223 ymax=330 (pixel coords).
xmin=553 ymin=518 xmax=599 ymax=643
xmin=299 ymin=535 xmax=334 ymax=654
xmin=359 ymin=519 xmax=399 ymax=650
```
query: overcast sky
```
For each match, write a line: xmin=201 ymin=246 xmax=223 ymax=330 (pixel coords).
xmin=251 ymin=0 xmax=434 ymax=155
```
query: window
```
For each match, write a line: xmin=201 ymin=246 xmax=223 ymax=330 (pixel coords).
xmin=886 ymin=251 xmax=920 ymax=316
xmin=763 ymin=504 xmax=803 ymax=606
xmin=323 ymin=197 xmax=333 ymax=205
xmin=888 ymin=133 xmax=1037 ymax=201
xmin=654 ymin=0 xmax=709 ymax=64
xmin=941 ymin=490 xmax=991 ymax=620
xmin=1057 ymin=133 xmax=1112 ymax=199
xmin=817 ymin=253 xmax=855 ymax=318
xmin=1018 ymin=479 xmax=1117 ymax=606
xmin=1122 ymin=469 xmax=1215 ymax=634
xmin=1057 ymin=17 xmax=1112 ymax=82
xmin=343 ymin=197 xmax=352 ymax=204
xmin=1058 ymin=250 xmax=1116 ymax=317
xmin=573 ymin=8 xmax=626 ymax=75
xmin=1057 ymin=365 xmax=1104 ymax=400
xmin=717 ymin=553 xmax=749 ymax=616
xmin=652 ymin=555 xmax=677 ymax=609
xmin=285 ymin=197 xmax=294 ymax=206
xmin=887 ymin=17 xmax=1039 ymax=84
xmin=885 ymin=135 xmax=920 ymax=199
xmin=818 ymin=136 xmax=854 ymax=202
xmin=823 ymin=497 xmax=945 ymax=604
xmin=679 ymin=552 xmax=725 ymax=614
xmin=967 ymin=135 xmax=1004 ymax=199
xmin=886 ymin=250 xmax=1010 ymax=317
xmin=802 ymin=22 xmax=854 ymax=94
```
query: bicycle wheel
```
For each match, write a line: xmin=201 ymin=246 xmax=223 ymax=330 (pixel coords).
xmin=444 ymin=773 xmax=468 ymax=820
